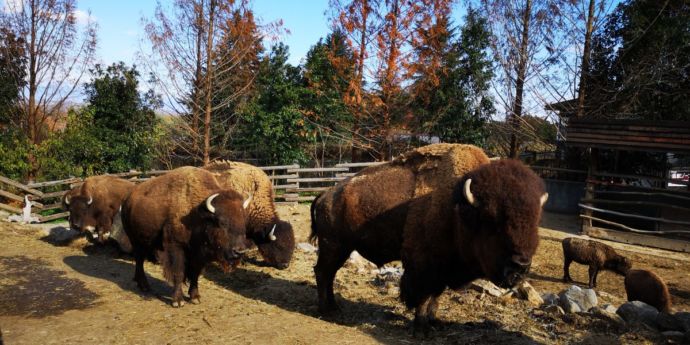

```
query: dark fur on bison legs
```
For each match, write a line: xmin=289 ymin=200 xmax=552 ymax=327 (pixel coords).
xmin=563 ymin=257 xmax=573 ymax=283
xmin=314 ymin=245 xmax=351 ymax=314
xmin=186 ymin=257 xmax=204 ymax=304
xmin=133 ymin=250 xmax=151 ymax=292
xmin=413 ymin=295 xmax=440 ymax=338
xmin=588 ymin=266 xmax=599 ymax=288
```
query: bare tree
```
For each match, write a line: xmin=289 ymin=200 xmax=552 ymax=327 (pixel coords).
xmin=1 ymin=0 xmax=97 ymax=179
xmin=143 ymin=0 xmax=276 ymax=165
xmin=480 ymin=0 xmax=565 ymax=158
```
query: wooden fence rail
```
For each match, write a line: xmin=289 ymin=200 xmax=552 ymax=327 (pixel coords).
xmin=0 ymin=162 xmax=384 ymax=223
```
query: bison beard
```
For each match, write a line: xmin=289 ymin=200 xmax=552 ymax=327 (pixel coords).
xmin=122 ymin=167 xmax=250 ymax=308
xmin=310 ymin=144 xmax=547 ymax=337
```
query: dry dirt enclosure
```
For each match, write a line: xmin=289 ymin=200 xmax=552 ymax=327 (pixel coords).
xmin=1 ymin=205 xmax=689 ymax=345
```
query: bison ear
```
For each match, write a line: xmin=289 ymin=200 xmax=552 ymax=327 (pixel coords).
xmin=539 ymin=193 xmax=549 ymax=207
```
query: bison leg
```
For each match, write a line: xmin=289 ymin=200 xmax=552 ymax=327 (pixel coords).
xmin=314 ymin=244 xmax=351 ymax=314
xmin=164 ymin=246 xmax=187 ymax=308
xmin=186 ymin=259 xmax=204 ymax=305
xmin=588 ymin=266 xmax=598 ymax=288
xmin=563 ymin=257 xmax=573 ymax=283
xmin=412 ymin=295 xmax=439 ymax=338
xmin=133 ymin=250 xmax=151 ymax=292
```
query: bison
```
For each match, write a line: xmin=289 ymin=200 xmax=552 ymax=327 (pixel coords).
xmin=62 ymin=175 xmax=134 ymax=252
xmin=204 ymin=160 xmax=295 ymax=269
xmin=121 ymin=166 xmax=251 ymax=307
xmin=625 ymin=269 xmax=672 ymax=313
xmin=310 ymin=144 xmax=548 ymax=336
xmin=562 ymin=237 xmax=631 ymax=288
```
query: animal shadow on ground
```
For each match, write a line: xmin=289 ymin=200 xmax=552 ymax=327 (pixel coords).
xmin=668 ymin=285 xmax=690 ymax=300
xmin=528 ymin=272 xmax=569 ymax=285
xmin=63 ymin=251 xmax=172 ymax=305
xmin=0 ymin=255 xmax=99 ymax=318
xmin=204 ymin=267 xmax=543 ymax=344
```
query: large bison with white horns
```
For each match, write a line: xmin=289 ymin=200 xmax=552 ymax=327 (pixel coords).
xmin=310 ymin=144 xmax=548 ymax=336
xmin=121 ymin=166 xmax=251 ymax=307
xmin=62 ymin=175 xmax=134 ymax=252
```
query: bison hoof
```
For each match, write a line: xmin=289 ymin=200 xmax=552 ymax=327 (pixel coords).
xmin=172 ymin=300 xmax=186 ymax=308
xmin=191 ymin=297 xmax=201 ymax=305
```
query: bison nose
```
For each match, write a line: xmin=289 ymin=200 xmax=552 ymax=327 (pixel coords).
xmin=511 ymin=255 xmax=532 ymax=274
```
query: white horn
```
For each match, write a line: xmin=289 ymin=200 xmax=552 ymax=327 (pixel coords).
xmin=64 ymin=194 xmax=71 ymax=205
xmin=205 ymin=193 xmax=219 ymax=214
xmin=463 ymin=179 xmax=478 ymax=207
xmin=268 ymin=224 xmax=277 ymax=241
xmin=540 ymin=193 xmax=549 ymax=207
xmin=243 ymin=193 xmax=253 ymax=209
xmin=87 ymin=196 xmax=93 ymax=205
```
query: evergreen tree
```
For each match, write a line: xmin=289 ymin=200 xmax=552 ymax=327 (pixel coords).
xmin=587 ymin=0 xmax=690 ymax=120
xmin=82 ymin=62 xmax=160 ymax=172
xmin=301 ymin=30 xmax=355 ymax=160
xmin=411 ymin=9 xmax=494 ymax=146
xmin=235 ymin=44 xmax=311 ymax=164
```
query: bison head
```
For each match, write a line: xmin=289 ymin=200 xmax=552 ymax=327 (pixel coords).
xmin=199 ymin=191 xmax=252 ymax=272
xmin=608 ymin=255 xmax=632 ymax=275
xmin=63 ymin=192 xmax=102 ymax=241
xmin=254 ymin=220 xmax=295 ymax=269
xmin=453 ymin=159 xmax=547 ymax=289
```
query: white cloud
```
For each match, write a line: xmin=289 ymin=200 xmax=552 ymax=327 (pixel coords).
xmin=74 ymin=9 xmax=96 ymax=25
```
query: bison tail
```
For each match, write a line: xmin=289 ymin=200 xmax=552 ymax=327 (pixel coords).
xmin=309 ymin=193 xmax=321 ymax=244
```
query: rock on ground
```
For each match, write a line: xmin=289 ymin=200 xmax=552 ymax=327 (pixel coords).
xmin=542 ymin=293 xmax=558 ymax=306
xmin=470 ymin=279 xmax=508 ymax=298
xmin=617 ymin=301 xmax=659 ymax=328
xmin=589 ymin=306 xmax=626 ymax=327
xmin=296 ymin=242 xmax=318 ymax=254
xmin=558 ymin=285 xmax=598 ymax=313
xmin=516 ymin=281 xmax=543 ymax=306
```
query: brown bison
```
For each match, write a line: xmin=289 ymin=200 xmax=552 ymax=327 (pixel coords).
xmin=121 ymin=166 xmax=251 ymax=307
xmin=62 ymin=175 xmax=135 ymax=252
xmin=625 ymin=269 xmax=672 ymax=313
xmin=310 ymin=144 xmax=548 ymax=335
xmin=562 ymin=237 xmax=631 ymax=288
xmin=204 ymin=161 xmax=295 ymax=269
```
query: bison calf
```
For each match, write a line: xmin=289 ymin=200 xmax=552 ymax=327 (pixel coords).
xmin=625 ymin=269 xmax=672 ymax=313
xmin=562 ymin=237 xmax=631 ymax=288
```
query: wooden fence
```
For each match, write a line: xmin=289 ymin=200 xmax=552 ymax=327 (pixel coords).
xmin=0 ymin=162 xmax=384 ymax=223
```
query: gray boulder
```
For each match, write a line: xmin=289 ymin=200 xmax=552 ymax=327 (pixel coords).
xmin=589 ymin=306 xmax=626 ymax=327
xmin=617 ymin=301 xmax=659 ymax=328
xmin=675 ymin=312 xmax=690 ymax=332
xmin=558 ymin=285 xmax=597 ymax=313
xmin=657 ymin=312 xmax=684 ymax=332
xmin=542 ymin=293 xmax=559 ymax=306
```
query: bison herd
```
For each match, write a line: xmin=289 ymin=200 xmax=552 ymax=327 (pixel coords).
xmin=59 ymin=143 xmax=673 ymax=336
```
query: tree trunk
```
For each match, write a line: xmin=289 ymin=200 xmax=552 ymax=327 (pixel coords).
xmin=203 ymin=0 xmax=216 ymax=166
xmin=576 ymin=0 xmax=596 ymax=118
xmin=27 ymin=0 xmax=39 ymax=181
xmin=351 ymin=0 xmax=368 ymax=163
xmin=509 ymin=0 xmax=532 ymax=159
xmin=192 ymin=0 xmax=205 ymax=163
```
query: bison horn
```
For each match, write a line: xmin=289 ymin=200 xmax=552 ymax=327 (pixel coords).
xmin=243 ymin=193 xmax=253 ymax=209
xmin=87 ymin=196 xmax=93 ymax=205
xmin=268 ymin=224 xmax=277 ymax=241
xmin=463 ymin=179 xmax=478 ymax=207
xmin=540 ymin=193 xmax=549 ymax=207
xmin=64 ymin=194 xmax=71 ymax=205
xmin=206 ymin=193 xmax=220 ymax=214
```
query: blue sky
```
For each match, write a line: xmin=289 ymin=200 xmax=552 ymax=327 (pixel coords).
xmin=80 ymin=0 xmax=467 ymax=67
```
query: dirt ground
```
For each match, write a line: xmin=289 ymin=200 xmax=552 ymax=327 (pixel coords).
xmin=1 ymin=206 xmax=688 ymax=345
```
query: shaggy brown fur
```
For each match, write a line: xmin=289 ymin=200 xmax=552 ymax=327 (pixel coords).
xmin=625 ymin=269 xmax=672 ymax=313
xmin=62 ymin=176 xmax=134 ymax=252
xmin=310 ymin=144 xmax=547 ymax=336
xmin=562 ymin=237 xmax=631 ymax=288
xmin=204 ymin=161 xmax=295 ymax=269
xmin=122 ymin=166 xmax=250 ymax=307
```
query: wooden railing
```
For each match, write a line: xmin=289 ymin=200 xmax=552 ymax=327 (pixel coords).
xmin=0 ymin=162 xmax=384 ymax=223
